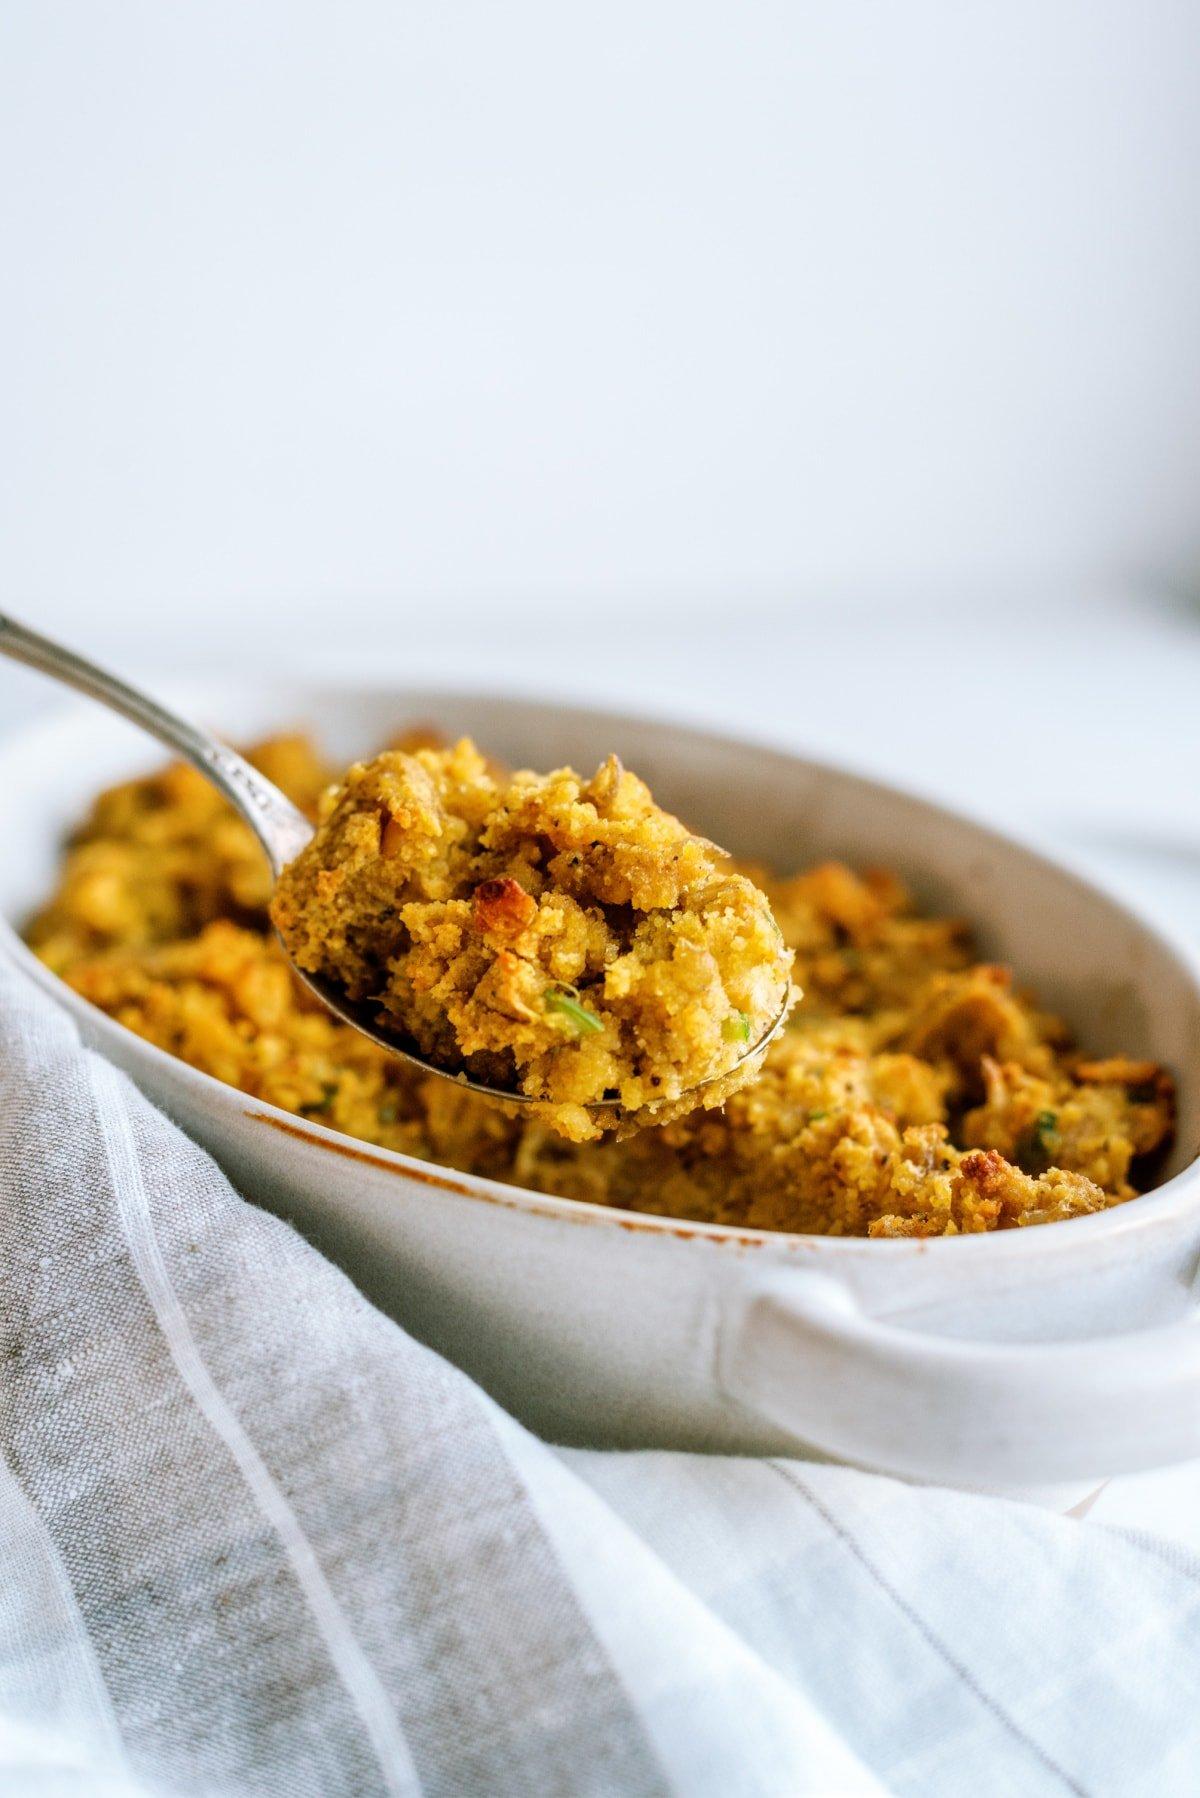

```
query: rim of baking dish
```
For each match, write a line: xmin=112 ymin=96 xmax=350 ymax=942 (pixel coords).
xmin=2 ymin=681 xmax=1199 ymax=1266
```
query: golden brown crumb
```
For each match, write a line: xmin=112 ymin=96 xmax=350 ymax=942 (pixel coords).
xmin=24 ymin=734 xmax=334 ymax=973
xmin=269 ymin=740 xmax=795 ymax=1136
xmin=28 ymin=734 xmax=1175 ymax=1236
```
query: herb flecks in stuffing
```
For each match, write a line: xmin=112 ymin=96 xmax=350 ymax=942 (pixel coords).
xmin=268 ymin=740 xmax=795 ymax=1139
xmin=27 ymin=731 xmax=1175 ymax=1234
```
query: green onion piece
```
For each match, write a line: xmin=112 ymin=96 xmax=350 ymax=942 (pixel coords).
xmin=722 ymin=1010 xmax=751 ymax=1044
xmin=807 ymin=1108 xmax=828 ymax=1124
xmin=1034 ymin=1109 xmax=1058 ymax=1147
xmin=545 ymin=987 xmax=604 ymax=1036
xmin=306 ymin=1081 xmax=339 ymax=1115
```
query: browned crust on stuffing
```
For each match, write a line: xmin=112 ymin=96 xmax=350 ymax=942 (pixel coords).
xmin=26 ymin=732 xmax=1175 ymax=1237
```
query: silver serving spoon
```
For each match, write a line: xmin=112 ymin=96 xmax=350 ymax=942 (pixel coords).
xmin=0 ymin=612 xmax=789 ymax=1112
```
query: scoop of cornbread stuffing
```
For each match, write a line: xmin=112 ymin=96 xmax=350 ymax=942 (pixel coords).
xmin=27 ymin=731 xmax=1175 ymax=1235
xmin=268 ymin=740 xmax=795 ymax=1138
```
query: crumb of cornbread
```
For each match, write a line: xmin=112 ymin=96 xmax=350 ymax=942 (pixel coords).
xmin=268 ymin=740 xmax=795 ymax=1136
xmin=28 ymin=734 xmax=1175 ymax=1236
xmin=25 ymin=734 xmax=333 ymax=974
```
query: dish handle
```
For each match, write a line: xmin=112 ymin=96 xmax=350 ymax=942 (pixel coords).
xmin=719 ymin=1270 xmax=1200 ymax=1486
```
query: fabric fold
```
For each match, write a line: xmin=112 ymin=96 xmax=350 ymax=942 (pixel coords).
xmin=2 ymin=950 xmax=1199 ymax=1796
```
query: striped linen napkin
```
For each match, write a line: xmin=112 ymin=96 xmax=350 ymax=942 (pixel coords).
xmin=2 ymin=950 xmax=1199 ymax=1798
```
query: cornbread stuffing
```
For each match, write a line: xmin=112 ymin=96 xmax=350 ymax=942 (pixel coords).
xmin=269 ymin=741 xmax=794 ymax=1138
xmin=26 ymin=731 xmax=1174 ymax=1237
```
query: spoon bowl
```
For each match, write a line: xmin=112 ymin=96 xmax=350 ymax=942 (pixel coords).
xmin=292 ymin=961 xmax=792 ymax=1112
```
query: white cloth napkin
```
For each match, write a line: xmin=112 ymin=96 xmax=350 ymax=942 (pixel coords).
xmin=3 ymin=951 xmax=1200 ymax=1798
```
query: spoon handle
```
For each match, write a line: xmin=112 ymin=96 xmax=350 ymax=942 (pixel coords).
xmin=0 ymin=612 xmax=312 ymax=873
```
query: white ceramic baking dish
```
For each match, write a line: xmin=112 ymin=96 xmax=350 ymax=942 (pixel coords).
xmin=2 ymin=684 xmax=1199 ymax=1495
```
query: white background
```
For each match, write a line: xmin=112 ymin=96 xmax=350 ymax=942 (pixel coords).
xmin=3 ymin=2 xmax=1200 ymax=1535
xmin=2 ymin=2 xmax=1199 ymax=857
